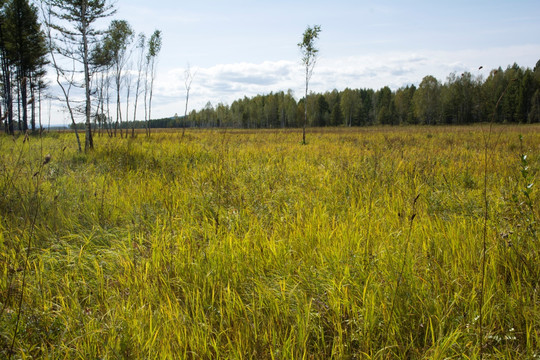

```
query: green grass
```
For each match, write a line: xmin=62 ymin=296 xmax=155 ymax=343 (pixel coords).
xmin=0 ymin=126 xmax=539 ymax=359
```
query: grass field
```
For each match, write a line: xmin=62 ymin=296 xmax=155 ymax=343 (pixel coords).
xmin=0 ymin=126 xmax=539 ymax=359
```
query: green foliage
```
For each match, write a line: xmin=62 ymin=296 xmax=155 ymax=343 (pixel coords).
xmin=375 ymin=86 xmax=395 ymax=125
xmin=298 ymin=24 xmax=321 ymax=69
xmin=298 ymin=24 xmax=321 ymax=143
xmin=0 ymin=0 xmax=48 ymax=133
xmin=147 ymin=30 xmax=162 ymax=60
xmin=394 ymin=85 xmax=416 ymax=124
xmin=413 ymin=75 xmax=442 ymax=124
xmin=182 ymin=60 xmax=540 ymax=130
xmin=0 ymin=127 xmax=539 ymax=358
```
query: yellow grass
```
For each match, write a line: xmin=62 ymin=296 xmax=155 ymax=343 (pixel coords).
xmin=0 ymin=125 xmax=539 ymax=359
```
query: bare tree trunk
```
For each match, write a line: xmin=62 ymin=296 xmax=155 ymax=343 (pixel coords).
xmin=116 ymin=65 xmax=123 ymax=138
xmin=0 ymin=22 xmax=14 ymax=135
xmin=94 ymin=72 xmax=104 ymax=137
xmin=183 ymin=86 xmax=189 ymax=137
xmin=17 ymin=74 xmax=23 ymax=132
xmin=38 ymin=86 xmax=42 ymax=133
xmin=81 ymin=4 xmax=93 ymax=151
xmin=106 ymin=69 xmax=113 ymax=137
xmin=42 ymin=2 xmax=81 ymax=150
xmin=52 ymin=57 xmax=82 ymax=151
xmin=125 ymin=73 xmax=131 ymax=139
xmin=144 ymin=62 xmax=149 ymax=136
xmin=148 ymin=59 xmax=155 ymax=137
xmin=132 ymin=68 xmax=141 ymax=137
xmin=303 ymin=66 xmax=308 ymax=145
xmin=133 ymin=34 xmax=146 ymax=138
xmin=183 ymin=65 xmax=194 ymax=137
xmin=30 ymin=79 xmax=36 ymax=132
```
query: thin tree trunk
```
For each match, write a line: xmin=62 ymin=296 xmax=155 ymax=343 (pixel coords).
xmin=183 ymin=88 xmax=189 ymax=137
xmin=38 ymin=86 xmax=42 ymax=133
xmin=0 ymin=23 xmax=14 ymax=135
xmin=125 ymin=74 xmax=131 ymax=139
xmin=49 ymin=50 xmax=81 ymax=150
xmin=133 ymin=69 xmax=141 ymax=137
xmin=116 ymin=66 xmax=123 ymax=138
xmin=106 ymin=69 xmax=113 ymax=137
xmin=17 ymin=74 xmax=22 ymax=132
xmin=30 ymin=79 xmax=36 ymax=132
xmin=144 ymin=64 xmax=149 ymax=136
xmin=148 ymin=60 xmax=155 ymax=137
xmin=20 ymin=74 xmax=29 ymax=132
xmin=82 ymin=3 xmax=93 ymax=151
xmin=303 ymin=66 xmax=308 ymax=144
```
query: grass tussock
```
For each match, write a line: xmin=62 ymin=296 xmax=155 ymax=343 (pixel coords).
xmin=0 ymin=126 xmax=539 ymax=359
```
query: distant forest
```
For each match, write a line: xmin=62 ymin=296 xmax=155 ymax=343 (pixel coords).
xmin=116 ymin=61 xmax=539 ymax=130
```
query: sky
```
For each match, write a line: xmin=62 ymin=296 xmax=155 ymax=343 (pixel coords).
xmin=49 ymin=0 xmax=540 ymax=125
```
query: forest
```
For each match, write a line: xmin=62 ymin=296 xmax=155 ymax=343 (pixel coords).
xmin=180 ymin=62 xmax=540 ymax=129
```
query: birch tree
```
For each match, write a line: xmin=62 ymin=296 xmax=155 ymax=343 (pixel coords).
xmin=146 ymin=29 xmax=161 ymax=136
xmin=183 ymin=64 xmax=195 ymax=136
xmin=298 ymin=24 xmax=321 ymax=144
xmin=102 ymin=19 xmax=133 ymax=138
xmin=132 ymin=33 xmax=145 ymax=137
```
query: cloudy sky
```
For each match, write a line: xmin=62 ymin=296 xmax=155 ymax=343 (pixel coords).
xmin=50 ymin=0 xmax=540 ymax=125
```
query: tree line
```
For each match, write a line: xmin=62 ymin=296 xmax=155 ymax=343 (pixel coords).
xmin=178 ymin=61 xmax=539 ymax=129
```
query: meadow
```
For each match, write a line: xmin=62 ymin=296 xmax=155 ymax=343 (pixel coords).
xmin=0 ymin=125 xmax=539 ymax=359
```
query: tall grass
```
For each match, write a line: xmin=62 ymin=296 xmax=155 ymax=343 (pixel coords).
xmin=0 ymin=126 xmax=538 ymax=359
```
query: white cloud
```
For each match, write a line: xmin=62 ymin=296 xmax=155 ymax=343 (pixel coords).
xmin=150 ymin=44 xmax=540 ymax=118
xmin=45 ymin=44 xmax=540 ymax=125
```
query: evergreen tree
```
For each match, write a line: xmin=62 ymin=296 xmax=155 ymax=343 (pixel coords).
xmin=0 ymin=2 xmax=14 ymax=134
xmin=2 ymin=0 xmax=47 ymax=132
xmin=528 ymin=89 xmax=540 ymax=123
xmin=517 ymin=69 xmax=535 ymax=122
xmin=500 ymin=63 xmax=523 ymax=123
xmin=413 ymin=75 xmax=441 ymax=124
xmin=359 ymin=89 xmax=375 ymax=125
xmin=46 ymin=0 xmax=115 ymax=151
xmin=330 ymin=100 xmax=343 ymax=126
xmin=341 ymin=88 xmax=358 ymax=126
xmin=315 ymin=94 xmax=329 ymax=126
xmin=394 ymin=85 xmax=416 ymax=124
xmin=375 ymin=86 xmax=394 ymax=125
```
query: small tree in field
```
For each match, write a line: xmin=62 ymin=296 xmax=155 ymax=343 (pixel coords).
xmin=183 ymin=64 xmax=195 ymax=137
xmin=298 ymin=24 xmax=321 ymax=144
xmin=145 ymin=29 xmax=161 ymax=136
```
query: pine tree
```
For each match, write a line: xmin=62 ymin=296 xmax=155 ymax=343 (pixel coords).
xmin=0 ymin=3 xmax=14 ymax=134
xmin=45 ymin=0 xmax=115 ymax=151
xmin=4 ymin=0 xmax=48 ymax=132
